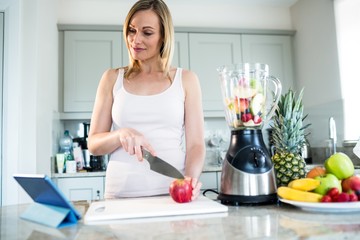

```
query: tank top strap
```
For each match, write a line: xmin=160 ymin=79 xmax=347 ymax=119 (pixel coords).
xmin=113 ymin=68 xmax=125 ymax=97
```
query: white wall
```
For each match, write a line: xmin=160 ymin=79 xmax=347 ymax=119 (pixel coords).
xmin=1 ymin=0 xmax=59 ymax=205
xmin=291 ymin=0 xmax=342 ymax=147
xmin=334 ymin=0 xmax=360 ymax=141
xmin=57 ymin=0 xmax=293 ymax=29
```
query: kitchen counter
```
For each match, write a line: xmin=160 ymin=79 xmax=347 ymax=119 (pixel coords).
xmin=2 ymin=198 xmax=360 ymax=239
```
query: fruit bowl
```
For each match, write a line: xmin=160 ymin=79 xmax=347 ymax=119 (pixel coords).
xmin=279 ymin=198 xmax=360 ymax=213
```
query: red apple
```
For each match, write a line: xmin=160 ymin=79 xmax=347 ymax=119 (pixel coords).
xmin=169 ymin=179 xmax=192 ymax=203
xmin=342 ymin=175 xmax=360 ymax=192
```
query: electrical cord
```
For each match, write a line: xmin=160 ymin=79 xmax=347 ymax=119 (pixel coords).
xmin=202 ymin=189 xmax=219 ymax=197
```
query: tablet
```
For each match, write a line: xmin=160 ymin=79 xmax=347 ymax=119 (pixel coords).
xmin=13 ymin=173 xmax=81 ymax=220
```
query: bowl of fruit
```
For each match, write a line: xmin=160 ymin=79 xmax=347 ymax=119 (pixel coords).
xmin=277 ymin=152 xmax=360 ymax=212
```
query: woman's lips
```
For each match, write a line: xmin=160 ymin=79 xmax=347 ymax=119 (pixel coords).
xmin=132 ymin=47 xmax=144 ymax=53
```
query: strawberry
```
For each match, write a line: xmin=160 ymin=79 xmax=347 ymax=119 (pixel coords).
xmin=253 ymin=115 xmax=262 ymax=124
xmin=348 ymin=191 xmax=358 ymax=202
xmin=241 ymin=113 xmax=252 ymax=122
xmin=321 ymin=195 xmax=332 ymax=203
xmin=337 ymin=192 xmax=350 ymax=202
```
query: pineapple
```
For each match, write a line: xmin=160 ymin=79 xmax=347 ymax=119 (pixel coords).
xmin=271 ymin=89 xmax=310 ymax=187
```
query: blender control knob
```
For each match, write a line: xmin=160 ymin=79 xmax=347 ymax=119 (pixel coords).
xmin=252 ymin=151 xmax=266 ymax=168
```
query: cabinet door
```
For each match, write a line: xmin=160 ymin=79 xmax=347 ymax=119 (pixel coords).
xmin=64 ymin=31 xmax=122 ymax=112
xmin=56 ymin=177 xmax=104 ymax=201
xmin=173 ymin=33 xmax=189 ymax=69
xmin=189 ymin=33 xmax=242 ymax=117
xmin=241 ymin=35 xmax=294 ymax=93
xmin=199 ymin=172 xmax=218 ymax=190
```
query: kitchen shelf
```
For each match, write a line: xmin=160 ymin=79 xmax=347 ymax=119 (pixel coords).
xmin=59 ymin=112 xmax=92 ymax=120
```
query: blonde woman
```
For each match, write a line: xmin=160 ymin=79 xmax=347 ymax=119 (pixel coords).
xmin=88 ymin=0 xmax=205 ymax=200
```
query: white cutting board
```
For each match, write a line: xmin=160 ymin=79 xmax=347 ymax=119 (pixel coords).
xmin=84 ymin=195 xmax=228 ymax=224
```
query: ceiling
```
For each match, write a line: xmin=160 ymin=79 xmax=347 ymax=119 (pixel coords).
xmin=166 ymin=0 xmax=299 ymax=7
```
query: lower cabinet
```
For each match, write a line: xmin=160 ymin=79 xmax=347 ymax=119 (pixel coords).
xmin=199 ymin=171 xmax=221 ymax=192
xmin=53 ymin=176 xmax=105 ymax=201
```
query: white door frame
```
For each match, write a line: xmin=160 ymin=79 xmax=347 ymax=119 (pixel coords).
xmin=0 ymin=12 xmax=3 ymax=206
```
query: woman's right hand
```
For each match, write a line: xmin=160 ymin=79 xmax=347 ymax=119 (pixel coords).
xmin=118 ymin=128 xmax=155 ymax=161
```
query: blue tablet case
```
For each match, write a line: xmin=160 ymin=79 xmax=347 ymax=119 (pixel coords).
xmin=13 ymin=174 xmax=81 ymax=228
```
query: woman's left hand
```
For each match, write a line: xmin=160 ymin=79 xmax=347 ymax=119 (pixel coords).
xmin=187 ymin=177 xmax=202 ymax=201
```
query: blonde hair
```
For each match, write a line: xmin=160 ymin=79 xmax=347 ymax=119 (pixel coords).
xmin=123 ymin=0 xmax=174 ymax=79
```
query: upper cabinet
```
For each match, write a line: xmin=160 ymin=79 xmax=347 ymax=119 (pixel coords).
xmin=188 ymin=33 xmax=294 ymax=117
xmin=60 ymin=26 xmax=295 ymax=119
xmin=189 ymin=33 xmax=242 ymax=116
xmin=241 ymin=35 xmax=294 ymax=93
xmin=63 ymin=31 xmax=123 ymax=112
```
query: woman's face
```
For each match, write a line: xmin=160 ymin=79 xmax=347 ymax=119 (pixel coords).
xmin=127 ymin=10 xmax=163 ymax=63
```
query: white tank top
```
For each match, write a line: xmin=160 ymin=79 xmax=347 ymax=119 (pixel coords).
xmin=104 ymin=68 xmax=186 ymax=198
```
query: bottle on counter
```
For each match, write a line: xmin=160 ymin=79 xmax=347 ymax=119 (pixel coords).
xmin=59 ymin=130 xmax=76 ymax=173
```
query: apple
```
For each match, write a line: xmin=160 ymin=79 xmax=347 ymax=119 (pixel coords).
xmin=313 ymin=173 xmax=342 ymax=195
xmin=169 ymin=179 xmax=192 ymax=203
xmin=324 ymin=152 xmax=354 ymax=180
xmin=342 ymin=175 xmax=360 ymax=192
xmin=306 ymin=166 xmax=326 ymax=179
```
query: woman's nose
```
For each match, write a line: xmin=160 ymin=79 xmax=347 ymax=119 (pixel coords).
xmin=133 ymin=32 xmax=142 ymax=44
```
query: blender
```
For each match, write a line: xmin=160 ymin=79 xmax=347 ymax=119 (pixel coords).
xmin=217 ymin=63 xmax=282 ymax=205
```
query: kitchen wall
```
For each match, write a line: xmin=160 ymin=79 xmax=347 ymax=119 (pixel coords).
xmin=1 ymin=0 xmax=341 ymax=205
xmin=291 ymin=0 xmax=343 ymax=148
xmin=1 ymin=0 xmax=59 ymax=205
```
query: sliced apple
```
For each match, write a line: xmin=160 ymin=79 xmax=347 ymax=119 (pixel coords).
xmin=233 ymin=86 xmax=257 ymax=98
xmin=250 ymin=93 xmax=264 ymax=115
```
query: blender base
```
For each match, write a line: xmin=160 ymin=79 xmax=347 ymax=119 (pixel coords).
xmin=218 ymin=193 xmax=278 ymax=206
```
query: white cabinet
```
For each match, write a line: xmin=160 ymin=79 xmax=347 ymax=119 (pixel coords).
xmin=241 ymin=35 xmax=294 ymax=92
xmin=54 ymin=176 xmax=104 ymax=201
xmin=189 ymin=33 xmax=242 ymax=116
xmin=199 ymin=171 xmax=222 ymax=191
xmin=60 ymin=26 xmax=294 ymax=118
xmin=188 ymin=33 xmax=294 ymax=117
xmin=173 ymin=33 xmax=190 ymax=69
xmin=63 ymin=31 xmax=123 ymax=112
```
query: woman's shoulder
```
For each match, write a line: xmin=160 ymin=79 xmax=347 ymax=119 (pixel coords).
xmin=98 ymin=67 xmax=126 ymax=90
xmin=175 ymin=68 xmax=196 ymax=79
xmin=178 ymin=68 xmax=199 ymax=83
xmin=102 ymin=67 xmax=125 ymax=79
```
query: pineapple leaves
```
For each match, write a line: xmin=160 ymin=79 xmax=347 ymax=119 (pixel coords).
xmin=271 ymin=88 xmax=310 ymax=154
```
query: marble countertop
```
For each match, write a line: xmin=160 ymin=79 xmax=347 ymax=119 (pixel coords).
xmin=2 ymin=198 xmax=360 ymax=240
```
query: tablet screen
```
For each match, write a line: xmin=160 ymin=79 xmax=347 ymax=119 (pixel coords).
xmin=13 ymin=174 xmax=81 ymax=219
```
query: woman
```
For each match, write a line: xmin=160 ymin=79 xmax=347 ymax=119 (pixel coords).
xmin=88 ymin=0 xmax=205 ymax=200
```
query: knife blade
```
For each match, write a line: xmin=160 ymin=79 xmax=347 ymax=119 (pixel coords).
xmin=142 ymin=149 xmax=184 ymax=179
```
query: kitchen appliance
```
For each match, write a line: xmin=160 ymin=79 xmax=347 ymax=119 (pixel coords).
xmin=217 ymin=63 xmax=282 ymax=205
xmin=73 ymin=122 xmax=91 ymax=168
xmin=301 ymin=137 xmax=312 ymax=164
xmin=142 ymin=149 xmax=184 ymax=179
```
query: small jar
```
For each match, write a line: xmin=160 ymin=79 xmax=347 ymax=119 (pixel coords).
xmin=66 ymin=160 xmax=77 ymax=173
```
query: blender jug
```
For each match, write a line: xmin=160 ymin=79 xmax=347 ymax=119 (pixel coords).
xmin=217 ymin=63 xmax=282 ymax=204
xmin=218 ymin=63 xmax=281 ymax=130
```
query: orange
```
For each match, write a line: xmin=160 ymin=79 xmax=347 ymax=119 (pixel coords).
xmin=306 ymin=166 xmax=326 ymax=178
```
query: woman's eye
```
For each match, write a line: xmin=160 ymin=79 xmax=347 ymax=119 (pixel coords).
xmin=144 ymin=32 xmax=153 ymax=36
xmin=128 ymin=28 xmax=136 ymax=34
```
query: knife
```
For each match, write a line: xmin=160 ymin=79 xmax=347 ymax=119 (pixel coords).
xmin=142 ymin=149 xmax=185 ymax=179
